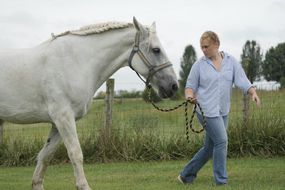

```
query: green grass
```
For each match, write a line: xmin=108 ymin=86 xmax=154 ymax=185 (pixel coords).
xmin=0 ymin=157 xmax=284 ymax=190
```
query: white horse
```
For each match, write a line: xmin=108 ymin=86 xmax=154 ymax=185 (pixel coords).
xmin=0 ymin=17 xmax=178 ymax=190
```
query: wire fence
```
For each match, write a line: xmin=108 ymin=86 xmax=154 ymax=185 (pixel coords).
xmin=1 ymin=84 xmax=285 ymax=145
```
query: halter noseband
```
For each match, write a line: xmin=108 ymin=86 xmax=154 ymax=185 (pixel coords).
xmin=128 ymin=31 xmax=172 ymax=87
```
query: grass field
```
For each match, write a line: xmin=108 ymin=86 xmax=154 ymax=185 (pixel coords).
xmin=0 ymin=157 xmax=284 ymax=190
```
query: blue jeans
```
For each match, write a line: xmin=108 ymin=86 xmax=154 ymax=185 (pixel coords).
xmin=180 ymin=113 xmax=229 ymax=185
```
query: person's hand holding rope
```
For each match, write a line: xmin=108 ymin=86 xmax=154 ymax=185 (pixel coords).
xmin=185 ymin=88 xmax=197 ymax=104
xmin=187 ymin=97 xmax=197 ymax=104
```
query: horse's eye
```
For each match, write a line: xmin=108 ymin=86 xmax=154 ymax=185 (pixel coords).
xmin=152 ymin=48 xmax=160 ymax=54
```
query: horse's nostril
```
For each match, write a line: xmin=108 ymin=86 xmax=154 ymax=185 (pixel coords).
xmin=172 ymin=83 xmax=178 ymax=91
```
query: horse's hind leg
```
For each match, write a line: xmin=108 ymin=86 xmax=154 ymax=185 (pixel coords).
xmin=32 ymin=124 xmax=61 ymax=190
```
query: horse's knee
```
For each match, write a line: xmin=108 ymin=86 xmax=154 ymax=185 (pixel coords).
xmin=37 ymin=138 xmax=60 ymax=163
xmin=68 ymin=145 xmax=84 ymax=164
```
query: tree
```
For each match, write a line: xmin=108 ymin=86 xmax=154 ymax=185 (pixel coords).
xmin=240 ymin=40 xmax=263 ymax=83
xmin=179 ymin=45 xmax=197 ymax=95
xmin=262 ymin=42 xmax=285 ymax=88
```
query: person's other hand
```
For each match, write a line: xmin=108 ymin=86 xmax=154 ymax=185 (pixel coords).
xmin=251 ymin=93 xmax=261 ymax=107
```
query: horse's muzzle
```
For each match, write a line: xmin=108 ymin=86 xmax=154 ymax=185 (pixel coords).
xmin=159 ymin=82 xmax=178 ymax=98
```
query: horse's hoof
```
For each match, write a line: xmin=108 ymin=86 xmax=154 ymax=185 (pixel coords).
xmin=32 ymin=184 xmax=44 ymax=190
xmin=76 ymin=184 xmax=92 ymax=190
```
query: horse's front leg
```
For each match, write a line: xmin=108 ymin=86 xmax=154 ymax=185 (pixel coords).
xmin=32 ymin=124 xmax=61 ymax=190
xmin=52 ymin=110 xmax=91 ymax=190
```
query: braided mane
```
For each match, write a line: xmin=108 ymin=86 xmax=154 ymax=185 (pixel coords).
xmin=52 ymin=22 xmax=133 ymax=39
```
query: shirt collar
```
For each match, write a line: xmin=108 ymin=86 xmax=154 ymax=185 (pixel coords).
xmin=201 ymin=51 xmax=230 ymax=62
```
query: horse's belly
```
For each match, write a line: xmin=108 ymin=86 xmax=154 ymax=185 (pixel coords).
xmin=2 ymin=115 xmax=50 ymax=124
xmin=0 ymin=112 xmax=50 ymax=124
xmin=0 ymin=103 xmax=50 ymax=124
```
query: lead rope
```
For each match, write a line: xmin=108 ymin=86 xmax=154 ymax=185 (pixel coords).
xmin=147 ymin=85 xmax=206 ymax=142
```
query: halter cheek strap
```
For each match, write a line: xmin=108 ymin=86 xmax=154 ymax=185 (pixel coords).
xmin=128 ymin=31 xmax=172 ymax=87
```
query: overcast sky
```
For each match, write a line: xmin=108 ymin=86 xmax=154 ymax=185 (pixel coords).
xmin=1 ymin=0 xmax=284 ymax=92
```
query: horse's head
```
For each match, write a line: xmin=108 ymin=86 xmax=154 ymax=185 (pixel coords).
xmin=128 ymin=17 xmax=178 ymax=98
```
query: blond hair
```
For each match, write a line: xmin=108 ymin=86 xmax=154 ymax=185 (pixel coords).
xmin=200 ymin=31 xmax=220 ymax=47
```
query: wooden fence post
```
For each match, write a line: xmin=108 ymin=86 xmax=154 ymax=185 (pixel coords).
xmin=242 ymin=93 xmax=249 ymax=128
xmin=242 ymin=58 xmax=251 ymax=129
xmin=0 ymin=121 xmax=3 ymax=144
xmin=104 ymin=78 xmax=114 ymax=137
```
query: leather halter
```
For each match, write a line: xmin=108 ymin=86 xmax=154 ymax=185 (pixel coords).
xmin=128 ymin=31 xmax=172 ymax=87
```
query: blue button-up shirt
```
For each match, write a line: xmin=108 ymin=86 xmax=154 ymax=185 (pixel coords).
xmin=185 ymin=52 xmax=252 ymax=117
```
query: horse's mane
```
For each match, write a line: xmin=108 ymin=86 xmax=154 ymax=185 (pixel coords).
xmin=52 ymin=22 xmax=133 ymax=39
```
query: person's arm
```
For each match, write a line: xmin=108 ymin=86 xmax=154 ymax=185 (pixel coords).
xmin=232 ymin=57 xmax=261 ymax=107
xmin=248 ymin=87 xmax=261 ymax=107
xmin=185 ymin=62 xmax=199 ymax=104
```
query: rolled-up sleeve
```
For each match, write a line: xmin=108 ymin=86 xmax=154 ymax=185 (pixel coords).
xmin=233 ymin=59 xmax=253 ymax=94
xmin=185 ymin=62 xmax=199 ymax=93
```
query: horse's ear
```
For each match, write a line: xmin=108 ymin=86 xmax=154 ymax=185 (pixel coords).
xmin=133 ymin=17 xmax=142 ymax=31
xmin=150 ymin=22 xmax=156 ymax=33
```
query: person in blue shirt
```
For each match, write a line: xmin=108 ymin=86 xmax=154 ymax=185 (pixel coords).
xmin=177 ymin=31 xmax=260 ymax=185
